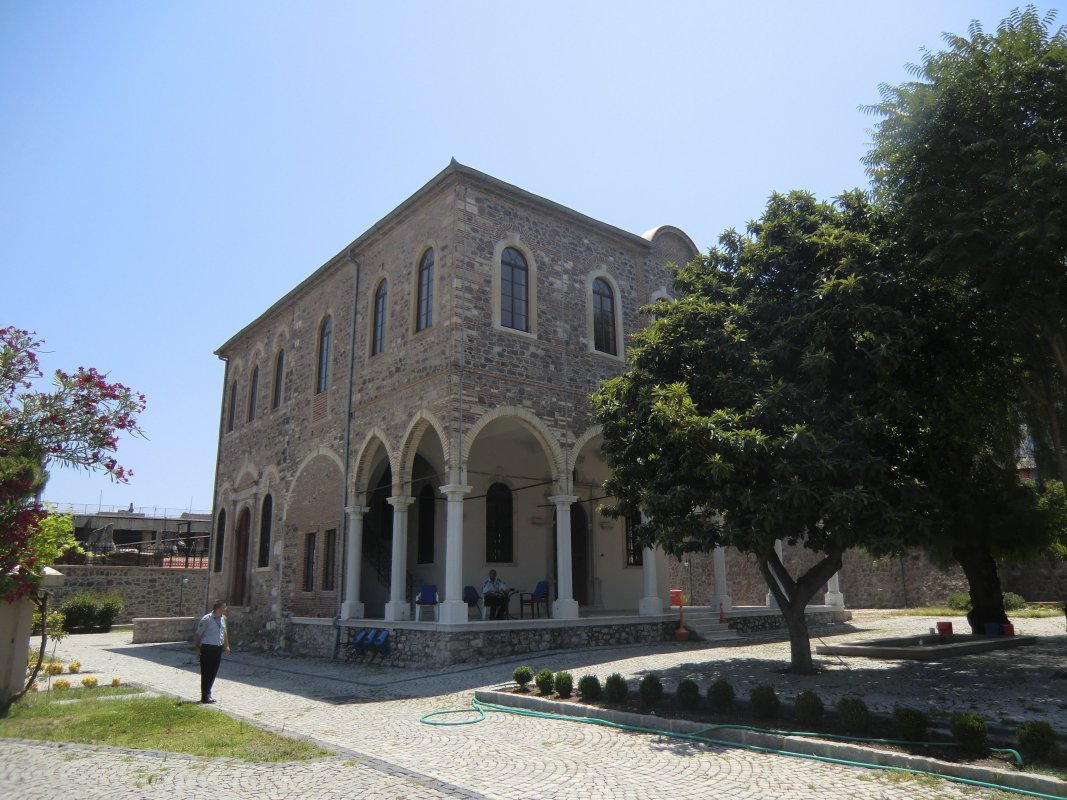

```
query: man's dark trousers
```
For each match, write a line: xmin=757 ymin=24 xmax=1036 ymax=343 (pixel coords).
xmin=200 ymin=644 xmax=223 ymax=701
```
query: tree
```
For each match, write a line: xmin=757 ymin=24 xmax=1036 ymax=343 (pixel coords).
xmin=593 ymin=192 xmax=932 ymax=674
xmin=864 ymin=6 xmax=1067 ymax=486
xmin=1 ymin=326 xmax=145 ymax=602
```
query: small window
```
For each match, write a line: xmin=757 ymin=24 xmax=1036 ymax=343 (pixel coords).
xmin=213 ymin=509 xmax=226 ymax=573
xmin=272 ymin=349 xmax=284 ymax=409
xmin=257 ymin=494 xmax=272 ymax=568
xmin=593 ymin=277 xmax=618 ymax=355
xmin=372 ymin=280 xmax=387 ymax=355
xmin=417 ymin=484 xmax=435 ymax=564
xmin=322 ymin=529 xmax=337 ymax=591
xmin=625 ymin=513 xmax=644 ymax=567
xmin=316 ymin=317 xmax=332 ymax=394
xmin=416 ymin=249 xmax=434 ymax=332
xmin=303 ymin=532 xmax=316 ymax=592
xmin=247 ymin=366 xmax=259 ymax=422
xmin=500 ymin=247 xmax=529 ymax=332
xmin=226 ymin=380 xmax=237 ymax=432
xmin=485 ymin=482 xmax=514 ymax=563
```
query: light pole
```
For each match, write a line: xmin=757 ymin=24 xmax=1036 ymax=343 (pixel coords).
xmin=178 ymin=576 xmax=188 ymax=616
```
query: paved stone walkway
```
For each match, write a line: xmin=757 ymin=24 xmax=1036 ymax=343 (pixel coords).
xmin=3 ymin=611 xmax=1064 ymax=799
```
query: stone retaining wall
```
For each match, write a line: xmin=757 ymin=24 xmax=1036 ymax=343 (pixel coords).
xmin=131 ymin=616 xmax=198 ymax=643
xmin=47 ymin=566 xmax=210 ymax=623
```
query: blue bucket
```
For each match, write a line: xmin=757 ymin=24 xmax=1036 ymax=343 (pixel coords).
xmin=984 ymin=622 xmax=1001 ymax=636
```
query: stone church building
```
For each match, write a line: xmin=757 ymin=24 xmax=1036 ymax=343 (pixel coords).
xmin=208 ymin=161 xmax=700 ymax=649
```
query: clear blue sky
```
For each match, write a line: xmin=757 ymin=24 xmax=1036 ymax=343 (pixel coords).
xmin=1 ymin=1 xmax=1043 ymax=513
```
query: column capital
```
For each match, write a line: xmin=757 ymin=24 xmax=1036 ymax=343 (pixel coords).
xmin=387 ymin=495 xmax=413 ymax=508
xmin=439 ymin=484 xmax=472 ymax=497
xmin=344 ymin=505 xmax=367 ymax=517
xmin=548 ymin=494 xmax=579 ymax=506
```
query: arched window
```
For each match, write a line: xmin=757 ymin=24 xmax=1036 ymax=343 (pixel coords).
xmin=372 ymin=280 xmax=387 ymax=355
xmin=417 ymin=484 xmax=435 ymax=564
xmin=271 ymin=349 xmax=284 ymax=409
xmin=247 ymin=366 xmax=259 ymax=422
xmin=593 ymin=277 xmax=618 ymax=355
xmin=485 ymin=482 xmax=513 ymax=563
xmin=500 ymin=247 xmax=529 ymax=332
xmin=226 ymin=380 xmax=237 ymax=432
xmin=416 ymin=249 xmax=434 ymax=332
xmin=316 ymin=317 xmax=332 ymax=394
xmin=257 ymin=494 xmax=272 ymax=568
xmin=213 ymin=508 xmax=226 ymax=573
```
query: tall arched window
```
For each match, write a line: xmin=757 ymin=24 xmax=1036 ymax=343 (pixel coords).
xmin=213 ymin=508 xmax=226 ymax=573
xmin=226 ymin=380 xmax=237 ymax=432
xmin=593 ymin=277 xmax=617 ymax=355
xmin=271 ymin=349 xmax=284 ymax=409
xmin=247 ymin=366 xmax=259 ymax=422
xmin=417 ymin=484 xmax=435 ymax=564
xmin=257 ymin=494 xmax=272 ymax=568
xmin=316 ymin=317 xmax=332 ymax=394
xmin=416 ymin=249 xmax=434 ymax=332
xmin=500 ymin=247 xmax=529 ymax=332
xmin=372 ymin=280 xmax=388 ymax=355
xmin=485 ymin=482 xmax=513 ymax=563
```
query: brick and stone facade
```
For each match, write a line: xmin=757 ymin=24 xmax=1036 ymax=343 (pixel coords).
xmin=210 ymin=162 xmax=699 ymax=650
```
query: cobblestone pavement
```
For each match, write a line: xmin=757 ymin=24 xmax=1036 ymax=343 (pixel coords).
xmin=3 ymin=611 xmax=1064 ymax=799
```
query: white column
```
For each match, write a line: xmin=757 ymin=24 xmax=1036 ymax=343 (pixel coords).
xmin=438 ymin=483 xmax=471 ymax=624
xmin=767 ymin=540 xmax=784 ymax=608
xmin=384 ymin=495 xmax=413 ymax=621
xmin=638 ymin=546 xmax=663 ymax=615
xmin=550 ymin=494 xmax=579 ymax=620
xmin=709 ymin=547 xmax=732 ymax=612
xmin=340 ymin=505 xmax=366 ymax=619
xmin=825 ymin=571 xmax=845 ymax=607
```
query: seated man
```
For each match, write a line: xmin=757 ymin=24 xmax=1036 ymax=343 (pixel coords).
xmin=482 ymin=569 xmax=508 ymax=620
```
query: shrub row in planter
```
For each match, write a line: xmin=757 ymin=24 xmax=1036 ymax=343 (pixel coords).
xmin=511 ymin=668 xmax=1060 ymax=764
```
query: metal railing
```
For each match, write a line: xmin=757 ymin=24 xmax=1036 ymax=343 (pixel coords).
xmin=69 ymin=540 xmax=211 ymax=569
xmin=47 ymin=502 xmax=212 ymax=519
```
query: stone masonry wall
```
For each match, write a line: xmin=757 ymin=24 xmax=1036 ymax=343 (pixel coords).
xmin=48 ymin=566 xmax=210 ymax=623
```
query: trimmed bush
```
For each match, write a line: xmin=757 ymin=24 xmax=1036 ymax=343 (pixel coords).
xmin=750 ymin=685 xmax=780 ymax=721
xmin=534 ymin=668 xmax=555 ymax=695
xmin=950 ymin=712 xmax=988 ymax=753
xmin=892 ymin=706 xmax=929 ymax=741
xmin=577 ymin=675 xmax=602 ymax=701
xmin=604 ymin=673 xmax=629 ymax=704
xmin=513 ymin=666 xmax=533 ymax=689
xmin=707 ymin=679 xmax=735 ymax=713
xmin=94 ymin=592 xmax=123 ymax=630
xmin=639 ymin=674 xmax=663 ymax=707
xmin=836 ymin=697 xmax=871 ymax=734
xmin=110 ymin=676 xmax=122 ymax=687
xmin=67 ymin=660 xmax=81 ymax=674
xmin=793 ymin=690 xmax=824 ymax=726
xmin=44 ymin=662 xmax=64 ymax=676
xmin=81 ymin=676 xmax=98 ymax=689
xmin=58 ymin=591 xmax=124 ymax=631
xmin=52 ymin=679 xmax=71 ymax=691
xmin=554 ymin=671 xmax=574 ymax=698
xmin=1017 ymin=721 xmax=1058 ymax=762
xmin=676 ymin=679 xmax=701 ymax=710
xmin=946 ymin=592 xmax=971 ymax=611
xmin=1002 ymin=592 xmax=1026 ymax=611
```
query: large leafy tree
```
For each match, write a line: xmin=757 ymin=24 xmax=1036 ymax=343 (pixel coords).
xmin=864 ymin=6 xmax=1067 ymax=486
xmin=594 ymin=191 xmax=932 ymax=674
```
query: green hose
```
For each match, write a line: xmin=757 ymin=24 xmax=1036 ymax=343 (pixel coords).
xmin=420 ymin=698 xmax=1061 ymax=800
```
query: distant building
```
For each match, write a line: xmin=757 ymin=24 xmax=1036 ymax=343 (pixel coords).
xmin=209 ymin=161 xmax=698 ymax=647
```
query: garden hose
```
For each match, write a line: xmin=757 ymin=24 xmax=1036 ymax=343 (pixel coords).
xmin=419 ymin=697 xmax=1060 ymax=800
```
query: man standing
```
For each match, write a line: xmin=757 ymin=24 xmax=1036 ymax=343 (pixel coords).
xmin=482 ymin=569 xmax=508 ymax=620
xmin=194 ymin=600 xmax=230 ymax=704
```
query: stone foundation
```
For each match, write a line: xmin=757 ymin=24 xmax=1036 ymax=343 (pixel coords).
xmin=131 ymin=616 xmax=198 ymax=643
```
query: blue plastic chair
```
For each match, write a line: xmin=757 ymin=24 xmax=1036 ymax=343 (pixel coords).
xmin=346 ymin=628 xmax=375 ymax=662
xmin=414 ymin=584 xmax=439 ymax=621
xmin=463 ymin=585 xmax=485 ymax=620
xmin=520 ymin=580 xmax=550 ymax=618
xmin=366 ymin=628 xmax=391 ymax=663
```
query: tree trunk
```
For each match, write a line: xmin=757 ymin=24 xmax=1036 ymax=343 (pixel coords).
xmin=759 ymin=548 xmax=842 ymax=675
xmin=952 ymin=539 xmax=1008 ymax=634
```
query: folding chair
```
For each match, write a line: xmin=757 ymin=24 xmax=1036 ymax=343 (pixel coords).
xmin=463 ymin=585 xmax=486 ymax=620
xmin=344 ymin=628 xmax=371 ymax=662
xmin=414 ymin=584 xmax=439 ymax=621
xmin=365 ymin=628 xmax=391 ymax=663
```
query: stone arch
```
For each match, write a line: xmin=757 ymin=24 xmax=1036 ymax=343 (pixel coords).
xmin=286 ymin=446 xmax=345 ymax=512
xmin=568 ymin=425 xmax=604 ymax=478
xmin=397 ymin=409 xmax=450 ymax=488
xmin=351 ymin=428 xmax=396 ymax=501
xmin=462 ymin=406 xmax=566 ymax=491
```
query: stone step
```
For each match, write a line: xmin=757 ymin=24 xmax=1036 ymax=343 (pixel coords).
xmin=676 ymin=609 xmax=739 ymax=641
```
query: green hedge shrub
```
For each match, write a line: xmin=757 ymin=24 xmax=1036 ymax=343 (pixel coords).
xmin=836 ymin=697 xmax=871 ymax=734
xmin=577 ymin=675 xmax=601 ymax=701
xmin=513 ymin=666 xmax=533 ymax=689
xmin=793 ymin=690 xmax=824 ymax=726
xmin=946 ymin=592 xmax=971 ymax=611
xmin=639 ymin=674 xmax=663 ymax=707
xmin=676 ymin=679 xmax=701 ymax=710
xmin=534 ymin=668 xmax=555 ymax=695
xmin=1002 ymin=592 xmax=1026 ymax=611
xmin=750 ymin=685 xmax=780 ymax=720
xmin=950 ymin=712 xmax=988 ymax=753
xmin=892 ymin=706 xmax=928 ymax=741
xmin=554 ymin=671 xmax=574 ymax=698
xmin=604 ymin=673 xmax=629 ymax=704
xmin=707 ymin=679 xmax=734 ymax=713
xmin=58 ymin=592 xmax=123 ymax=631
xmin=1017 ymin=721 xmax=1058 ymax=762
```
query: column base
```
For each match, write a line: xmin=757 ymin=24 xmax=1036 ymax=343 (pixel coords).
xmin=639 ymin=596 xmax=663 ymax=616
xmin=437 ymin=600 xmax=469 ymax=625
xmin=709 ymin=594 xmax=732 ymax=612
xmin=552 ymin=599 xmax=579 ymax=620
xmin=384 ymin=600 xmax=411 ymax=622
xmin=340 ymin=600 xmax=365 ymax=619
xmin=824 ymin=591 xmax=845 ymax=608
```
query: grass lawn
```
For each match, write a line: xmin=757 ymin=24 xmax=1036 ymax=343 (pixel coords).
xmin=0 ymin=687 xmax=332 ymax=762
